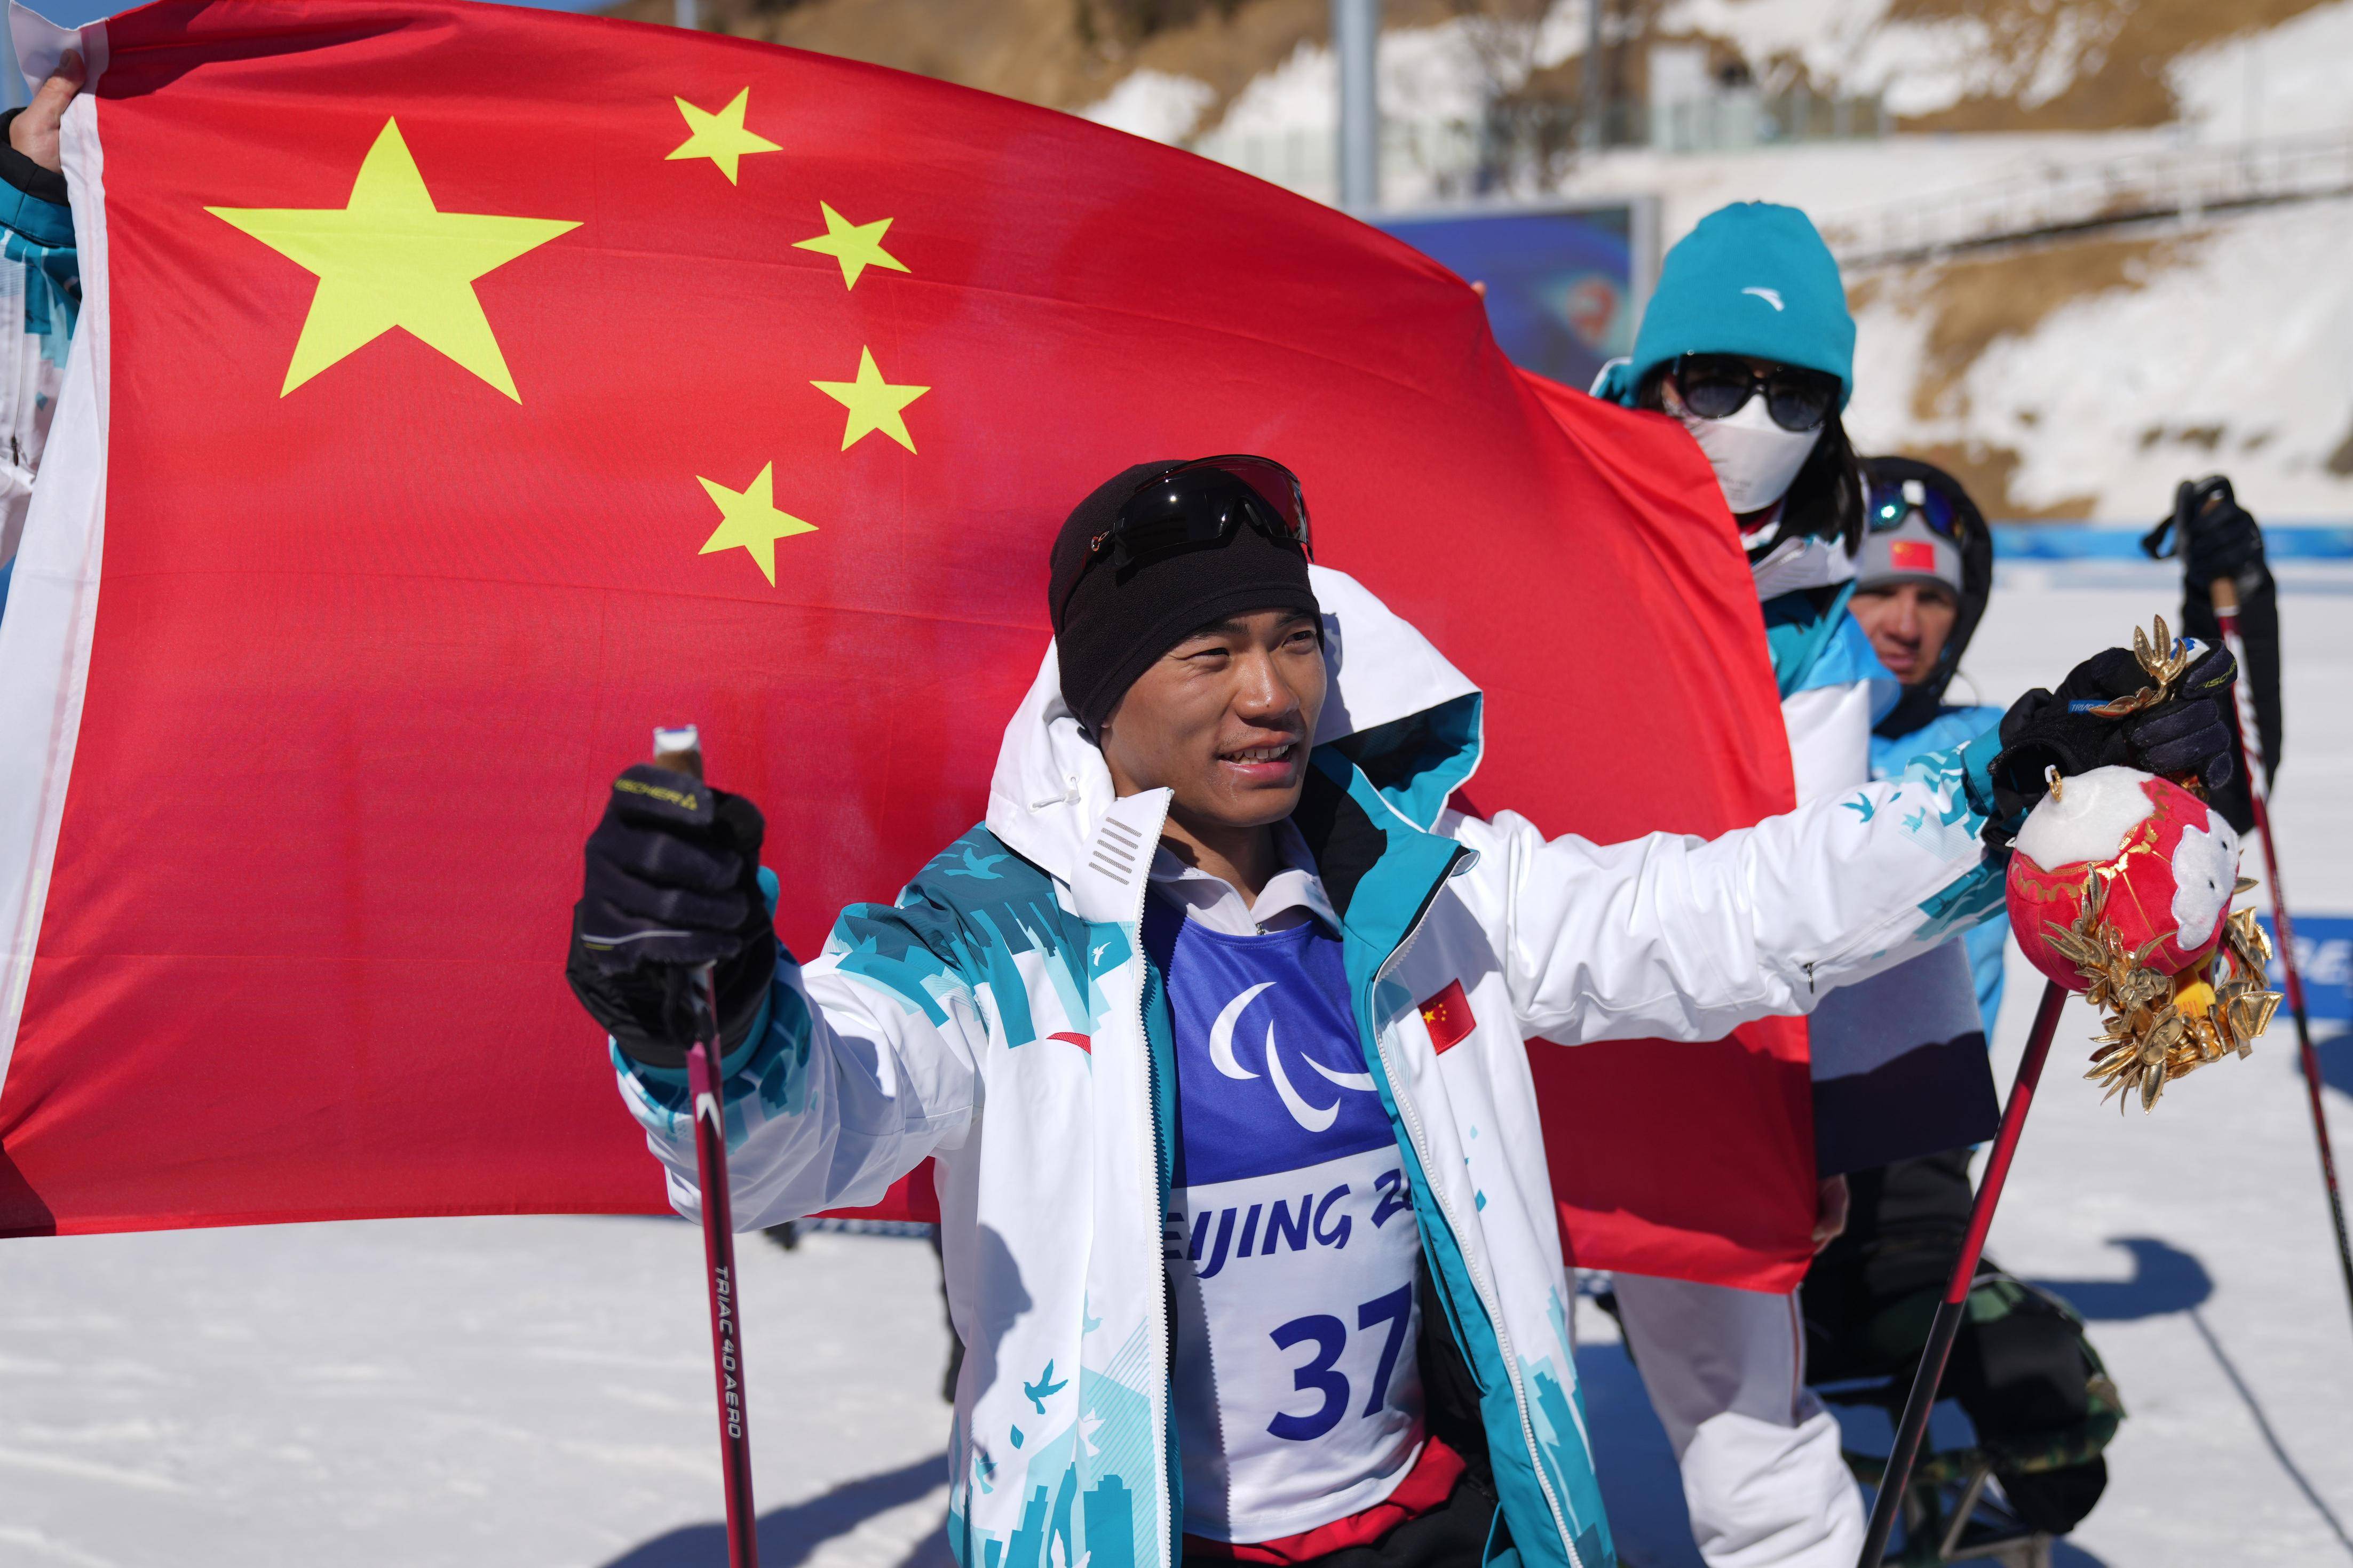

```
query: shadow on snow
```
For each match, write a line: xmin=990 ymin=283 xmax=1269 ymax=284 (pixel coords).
xmin=2315 ymin=1029 xmax=2353 ymax=1101
xmin=600 ymin=1452 xmax=950 ymax=1568
xmin=2026 ymin=1235 xmax=2213 ymax=1321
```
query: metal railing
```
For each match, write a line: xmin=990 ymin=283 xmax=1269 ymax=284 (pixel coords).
xmin=1649 ymin=87 xmax=1888 ymax=155
xmin=1190 ymin=87 xmax=1883 ymax=206
xmin=1824 ymin=128 xmax=2353 ymax=268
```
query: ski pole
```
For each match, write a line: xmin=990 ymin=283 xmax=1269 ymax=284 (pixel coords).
xmin=1856 ymin=978 xmax=2066 ymax=1568
xmin=651 ymin=728 xmax=760 ymax=1568
xmin=2208 ymin=578 xmax=2353 ymax=1335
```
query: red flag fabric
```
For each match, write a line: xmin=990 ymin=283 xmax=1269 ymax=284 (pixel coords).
xmin=0 ymin=1 xmax=1810 ymax=1285
xmin=1509 ymin=373 xmax=1811 ymax=1291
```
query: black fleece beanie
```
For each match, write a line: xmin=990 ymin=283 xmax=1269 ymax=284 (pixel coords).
xmin=1049 ymin=460 xmax=1319 ymax=737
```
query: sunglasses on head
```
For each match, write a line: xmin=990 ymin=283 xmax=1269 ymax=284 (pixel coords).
xmin=1670 ymin=353 xmax=1840 ymax=433
xmin=1866 ymin=478 xmax=1967 ymax=542
xmin=1057 ymin=455 xmax=1312 ymax=629
xmin=1086 ymin=454 xmax=1311 ymax=570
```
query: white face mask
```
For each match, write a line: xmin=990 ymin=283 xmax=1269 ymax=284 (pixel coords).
xmin=1665 ymin=380 xmax=1824 ymax=515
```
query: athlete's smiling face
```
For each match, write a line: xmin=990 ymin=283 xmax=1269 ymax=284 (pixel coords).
xmin=1099 ymin=608 xmax=1327 ymax=833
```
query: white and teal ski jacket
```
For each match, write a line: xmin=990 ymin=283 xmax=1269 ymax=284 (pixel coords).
xmin=613 ymin=568 xmax=2009 ymax=1568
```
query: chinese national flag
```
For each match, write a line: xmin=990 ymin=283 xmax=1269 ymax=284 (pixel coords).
xmin=0 ymin=1 xmax=1810 ymax=1288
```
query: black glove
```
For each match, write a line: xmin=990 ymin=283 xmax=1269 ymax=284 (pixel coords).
xmin=1987 ymin=640 xmax=2239 ymax=834
xmin=565 ymin=763 xmax=777 ymax=1069
xmin=2142 ymin=474 xmax=2281 ymax=826
xmin=2142 ymin=475 xmax=2264 ymax=585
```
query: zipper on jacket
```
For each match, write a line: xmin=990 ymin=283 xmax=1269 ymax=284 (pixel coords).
xmin=1368 ymin=852 xmax=1584 ymax=1568
xmin=1140 ymin=952 xmax=1181 ymax=1566
xmin=1116 ymin=803 xmax=1179 ymax=1565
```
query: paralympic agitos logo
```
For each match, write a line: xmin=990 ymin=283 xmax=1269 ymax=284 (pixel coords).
xmin=1208 ymin=982 xmax=1377 ymax=1133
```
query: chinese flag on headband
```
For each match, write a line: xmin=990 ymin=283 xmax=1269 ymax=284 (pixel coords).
xmin=0 ymin=1 xmax=1811 ymax=1289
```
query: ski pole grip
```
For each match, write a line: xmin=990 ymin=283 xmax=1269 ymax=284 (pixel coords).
xmin=652 ymin=723 xmax=705 ymax=779
xmin=2211 ymin=577 xmax=2239 ymax=617
xmin=647 ymin=725 xmax=718 ymax=1028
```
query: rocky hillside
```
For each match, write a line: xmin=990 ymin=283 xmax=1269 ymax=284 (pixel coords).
xmin=601 ymin=0 xmax=1423 ymax=121
xmin=612 ymin=0 xmax=2349 ymax=137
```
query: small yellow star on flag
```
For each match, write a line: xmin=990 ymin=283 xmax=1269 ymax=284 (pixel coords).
xmin=208 ymin=118 xmax=579 ymax=400
xmin=698 ymin=462 xmax=817 ymax=585
xmin=666 ymin=89 xmax=781 ymax=185
xmin=793 ymin=202 xmax=908 ymax=290
xmin=812 ymin=346 xmax=929 ymax=452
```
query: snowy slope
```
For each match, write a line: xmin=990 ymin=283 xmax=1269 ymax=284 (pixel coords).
xmin=1840 ymin=200 xmax=2353 ymax=520
xmin=1559 ymin=142 xmax=2353 ymax=518
xmin=1086 ymin=0 xmax=2353 ymax=145
xmin=1531 ymin=0 xmax=2353 ymax=522
xmin=1082 ymin=0 xmax=2353 ymax=522
xmin=0 ymin=564 xmax=2344 ymax=1567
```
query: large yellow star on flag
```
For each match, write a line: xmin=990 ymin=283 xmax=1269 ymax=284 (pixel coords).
xmin=793 ymin=202 xmax=908 ymax=290
xmin=666 ymin=89 xmax=780 ymax=184
xmin=208 ymin=118 xmax=580 ymax=401
xmin=698 ymin=463 xmax=817 ymax=585
xmin=812 ymin=346 xmax=929 ymax=452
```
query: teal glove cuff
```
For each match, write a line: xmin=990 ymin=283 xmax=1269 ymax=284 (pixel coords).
xmin=1956 ymin=722 xmax=2018 ymax=850
xmin=620 ymin=990 xmax=771 ymax=1089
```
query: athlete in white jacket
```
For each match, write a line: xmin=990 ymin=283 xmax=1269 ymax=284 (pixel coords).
xmin=567 ymin=456 xmax=2233 ymax=1568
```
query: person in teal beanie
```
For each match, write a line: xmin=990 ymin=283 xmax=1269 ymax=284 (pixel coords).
xmin=1598 ymin=201 xmax=1854 ymax=399
xmin=1587 ymin=202 xmax=1886 ymax=1568
xmin=1594 ymin=201 xmax=1865 ymax=608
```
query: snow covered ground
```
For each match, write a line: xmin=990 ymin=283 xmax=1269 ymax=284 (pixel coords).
xmin=0 ymin=563 xmax=2346 ymax=1567
xmin=0 ymin=1215 xmax=962 ymax=1568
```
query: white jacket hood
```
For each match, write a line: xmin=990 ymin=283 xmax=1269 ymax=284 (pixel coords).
xmin=985 ymin=566 xmax=1483 ymax=888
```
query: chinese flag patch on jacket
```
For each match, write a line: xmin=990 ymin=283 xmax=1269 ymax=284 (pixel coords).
xmin=1419 ymin=982 xmax=1475 ymax=1053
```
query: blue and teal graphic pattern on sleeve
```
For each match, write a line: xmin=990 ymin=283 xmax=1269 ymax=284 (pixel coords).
xmin=619 ymin=827 xmax=1133 ymax=1141
xmin=1894 ymin=737 xmax=2006 ymax=945
xmin=610 ymin=972 xmax=813 ymax=1150
xmin=1143 ymin=898 xmax=1425 ymax=1546
xmin=827 ymin=825 xmax=1132 ymax=1048
xmin=1869 ymin=704 xmax=2003 ymax=783
xmin=0 ymin=181 xmax=78 ymax=368
xmin=1874 ymin=704 xmax=2011 ymax=1030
